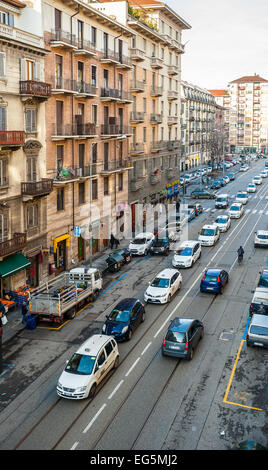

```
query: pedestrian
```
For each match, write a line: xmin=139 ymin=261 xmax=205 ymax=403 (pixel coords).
xmin=110 ymin=233 xmax=116 ymax=250
xmin=114 ymin=237 xmax=120 ymax=249
xmin=21 ymin=301 xmax=28 ymax=325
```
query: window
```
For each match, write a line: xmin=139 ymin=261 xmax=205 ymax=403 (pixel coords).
xmin=143 ymin=97 xmax=146 ymax=113
xmin=77 ymin=20 xmax=83 ymax=48
xmin=0 ymin=52 xmax=5 ymax=78
xmin=0 ymin=11 xmax=14 ymax=26
xmin=57 ymin=188 xmax=64 ymax=211
xmin=91 ymin=26 xmax=97 ymax=47
xmin=118 ymin=173 xmax=123 ymax=192
xmin=79 ymin=182 xmax=85 ymax=204
xmin=0 ymin=106 xmax=6 ymax=131
xmin=104 ymin=176 xmax=109 ymax=195
xmin=97 ymin=349 xmax=106 ymax=367
xmin=0 ymin=158 xmax=8 ymax=187
xmin=27 ymin=157 xmax=37 ymax=182
xmin=105 ymin=341 xmax=113 ymax=357
xmin=92 ymin=179 xmax=98 ymax=200
xmin=56 ymin=145 xmax=64 ymax=172
xmin=0 ymin=212 xmax=8 ymax=242
xmin=92 ymin=104 xmax=98 ymax=125
xmin=92 ymin=142 xmax=97 ymax=164
xmin=143 ymin=127 xmax=146 ymax=143
xmin=91 ymin=65 xmax=97 ymax=87
xmin=25 ymin=108 xmax=37 ymax=133
xmin=142 ymin=68 xmax=146 ymax=83
xmin=27 ymin=204 xmax=38 ymax=228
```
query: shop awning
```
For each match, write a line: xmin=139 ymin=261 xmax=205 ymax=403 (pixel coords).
xmin=0 ymin=253 xmax=30 ymax=279
xmin=53 ymin=234 xmax=70 ymax=253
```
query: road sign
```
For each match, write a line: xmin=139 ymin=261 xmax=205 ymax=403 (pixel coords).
xmin=74 ymin=226 xmax=80 ymax=237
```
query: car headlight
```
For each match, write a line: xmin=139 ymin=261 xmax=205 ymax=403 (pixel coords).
xmin=122 ymin=326 xmax=129 ymax=334
xmin=102 ymin=324 xmax=106 ymax=333
xmin=57 ymin=381 xmax=63 ymax=389
xmin=76 ymin=386 xmax=87 ymax=393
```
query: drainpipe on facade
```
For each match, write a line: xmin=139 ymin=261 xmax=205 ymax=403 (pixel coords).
xmin=113 ymin=29 xmax=123 ymax=232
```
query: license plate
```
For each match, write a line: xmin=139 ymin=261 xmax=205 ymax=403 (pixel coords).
xmin=206 ymin=287 xmax=214 ymax=290
xmin=254 ymin=342 xmax=264 ymax=347
xmin=170 ymin=345 xmax=181 ymax=350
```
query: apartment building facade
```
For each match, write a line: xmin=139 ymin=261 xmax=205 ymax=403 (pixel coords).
xmin=43 ymin=0 xmax=134 ymax=275
xmin=0 ymin=0 xmax=52 ymax=294
xmin=181 ymin=81 xmax=217 ymax=171
xmin=93 ymin=0 xmax=190 ymax=230
xmin=227 ymin=74 xmax=268 ymax=153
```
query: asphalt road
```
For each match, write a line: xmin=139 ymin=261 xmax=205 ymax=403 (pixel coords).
xmin=0 ymin=159 xmax=267 ymax=451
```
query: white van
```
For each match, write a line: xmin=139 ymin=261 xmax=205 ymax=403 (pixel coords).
xmin=215 ymin=193 xmax=229 ymax=209
xmin=57 ymin=335 xmax=119 ymax=399
xmin=198 ymin=224 xmax=220 ymax=246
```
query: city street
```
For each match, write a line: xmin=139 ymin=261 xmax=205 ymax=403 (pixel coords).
xmin=0 ymin=158 xmax=267 ymax=451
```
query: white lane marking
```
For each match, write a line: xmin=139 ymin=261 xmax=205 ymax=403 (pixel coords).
xmin=82 ymin=403 xmax=107 ymax=434
xmin=108 ymin=380 xmax=124 ymax=400
xmin=70 ymin=441 xmax=79 ymax=450
xmin=125 ymin=357 xmax=140 ymax=377
xmin=141 ymin=342 xmax=152 ymax=356
xmin=252 ymin=210 xmax=257 ymax=214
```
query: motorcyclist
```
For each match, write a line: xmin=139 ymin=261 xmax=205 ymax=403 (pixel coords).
xmin=237 ymin=246 xmax=244 ymax=260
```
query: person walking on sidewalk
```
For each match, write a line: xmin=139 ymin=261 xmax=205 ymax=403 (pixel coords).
xmin=21 ymin=301 xmax=28 ymax=325
xmin=110 ymin=233 xmax=116 ymax=250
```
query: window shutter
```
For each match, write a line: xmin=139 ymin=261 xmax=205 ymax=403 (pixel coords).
xmin=0 ymin=107 xmax=7 ymax=131
xmin=0 ymin=213 xmax=8 ymax=242
xmin=0 ymin=53 xmax=5 ymax=78
xmin=20 ymin=58 xmax=27 ymax=81
xmin=34 ymin=204 xmax=38 ymax=226
xmin=34 ymin=61 xmax=41 ymax=81
xmin=0 ymin=158 xmax=8 ymax=186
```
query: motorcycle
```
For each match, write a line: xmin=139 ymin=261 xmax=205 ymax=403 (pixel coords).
xmin=238 ymin=254 xmax=243 ymax=264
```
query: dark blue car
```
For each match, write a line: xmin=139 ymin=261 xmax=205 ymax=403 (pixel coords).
xmin=102 ymin=298 xmax=145 ymax=341
xmin=200 ymin=268 xmax=229 ymax=294
xmin=210 ymin=180 xmax=221 ymax=189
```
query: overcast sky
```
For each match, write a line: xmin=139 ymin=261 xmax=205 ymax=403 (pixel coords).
xmin=168 ymin=0 xmax=268 ymax=90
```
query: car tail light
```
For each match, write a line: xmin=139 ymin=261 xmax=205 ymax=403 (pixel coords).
xmin=250 ymin=303 xmax=253 ymax=311
xmin=217 ymin=276 xmax=220 ymax=283
xmin=202 ymin=274 xmax=205 ymax=281
xmin=162 ymin=338 xmax=166 ymax=347
xmin=185 ymin=341 xmax=189 ymax=351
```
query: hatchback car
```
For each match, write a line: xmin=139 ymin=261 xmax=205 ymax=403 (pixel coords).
xmin=150 ymin=237 xmax=169 ymax=255
xmin=128 ymin=232 xmax=154 ymax=256
xmin=210 ymin=180 xmax=221 ymax=190
xmin=236 ymin=191 xmax=248 ymax=205
xmin=228 ymin=173 xmax=235 ymax=181
xmin=162 ymin=317 xmax=204 ymax=360
xmin=254 ymin=230 xmax=268 ymax=248
xmin=249 ymin=288 xmax=268 ymax=316
xmin=228 ymin=202 xmax=244 ymax=218
xmin=260 ymin=170 xmax=268 ymax=178
xmin=102 ymin=298 xmax=145 ymax=341
xmin=246 ymin=314 xmax=268 ymax=348
xmin=198 ymin=224 xmax=220 ymax=246
xmin=247 ymin=183 xmax=256 ymax=193
xmin=214 ymin=214 xmax=231 ymax=232
xmin=222 ymin=176 xmax=230 ymax=184
xmin=144 ymin=268 xmax=182 ymax=304
xmin=191 ymin=189 xmax=215 ymax=199
xmin=200 ymin=268 xmax=229 ymax=294
xmin=257 ymin=269 xmax=268 ymax=289
xmin=172 ymin=240 xmax=201 ymax=268
xmin=252 ymin=175 xmax=262 ymax=185
xmin=218 ymin=178 xmax=227 ymax=186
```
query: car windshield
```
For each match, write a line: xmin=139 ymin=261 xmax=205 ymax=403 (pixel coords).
xmin=250 ymin=326 xmax=268 ymax=337
xmin=166 ymin=330 xmax=186 ymax=343
xmin=200 ymin=228 xmax=215 ymax=236
xmin=176 ymin=247 xmax=193 ymax=256
xmin=259 ymin=275 xmax=268 ymax=287
xmin=216 ymin=197 xmax=226 ymax=202
xmin=205 ymin=274 xmax=218 ymax=282
xmin=248 ymin=185 xmax=254 ymax=187
xmin=230 ymin=206 xmax=239 ymax=211
xmin=153 ymin=241 xmax=166 ymax=247
xmin=216 ymin=218 xmax=227 ymax=224
xmin=132 ymin=238 xmax=146 ymax=244
xmin=151 ymin=278 xmax=170 ymax=288
xmin=108 ymin=309 xmax=130 ymax=322
xmin=257 ymin=234 xmax=268 ymax=240
xmin=65 ymin=353 xmax=96 ymax=375
xmin=237 ymin=193 xmax=246 ymax=198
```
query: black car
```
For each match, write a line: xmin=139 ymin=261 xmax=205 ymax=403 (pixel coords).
xmin=258 ymin=269 xmax=268 ymax=289
xmin=210 ymin=180 xmax=221 ymax=190
xmin=150 ymin=238 xmax=169 ymax=255
xmin=218 ymin=178 xmax=227 ymax=186
xmin=188 ymin=203 xmax=203 ymax=216
xmin=106 ymin=249 xmax=131 ymax=272
xmin=102 ymin=298 xmax=145 ymax=341
xmin=162 ymin=317 xmax=204 ymax=360
xmin=191 ymin=189 xmax=215 ymax=199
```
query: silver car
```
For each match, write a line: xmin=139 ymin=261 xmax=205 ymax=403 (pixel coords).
xmin=246 ymin=314 xmax=268 ymax=348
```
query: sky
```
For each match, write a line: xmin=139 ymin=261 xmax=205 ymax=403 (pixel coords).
xmin=168 ymin=0 xmax=268 ymax=90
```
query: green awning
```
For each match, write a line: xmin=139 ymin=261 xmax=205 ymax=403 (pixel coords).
xmin=0 ymin=253 xmax=30 ymax=279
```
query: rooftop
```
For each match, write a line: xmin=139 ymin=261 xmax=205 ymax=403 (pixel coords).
xmin=229 ymin=74 xmax=268 ymax=84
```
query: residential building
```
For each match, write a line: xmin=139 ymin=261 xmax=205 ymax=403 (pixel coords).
xmin=92 ymin=0 xmax=191 ymax=231
xmin=43 ymin=0 xmax=134 ymax=275
xmin=0 ymin=0 xmax=52 ymax=293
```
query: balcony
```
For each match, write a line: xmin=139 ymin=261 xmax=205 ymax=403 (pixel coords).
xmin=171 ymin=40 xmax=185 ymax=53
xmin=75 ymin=81 xmax=98 ymax=98
xmin=100 ymin=87 xmax=131 ymax=102
xmin=130 ymin=80 xmax=145 ymax=93
xmin=150 ymin=113 xmax=163 ymax=124
xmin=129 ymin=48 xmax=145 ymax=61
xmin=0 ymin=233 xmax=26 ymax=258
xmin=50 ymin=77 xmax=77 ymax=94
xmin=130 ymin=111 xmax=145 ymax=123
xmin=150 ymin=173 xmax=161 ymax=184
xmin=151 ymin=86 xmax=163 ymax=97
xmin=167 ymin=90 xmax=178 ymax=100
xmin=151 ymin=57 xmax=164 ymax=69
xmin=100 ymin=159 xmax=132 ymax=175
xmin=50 ymin=29 xmax=77 ymax=49
xmin=151 ymin=140 xmax=166 ymax=152
xmin=130 ymin=177 xmax=145 ymax=192
xmin=0 ymin=130 xmax=25 ymax=148
xmin=74 ymin=39 xmax=97 ymax=57
xmin=167 ymin=116 xmax=178 ymax=125
xmin=21 ymin=179 xmax=54 ymax=198
xmin=116 ymin=55 xmax=133 ymax=70
xmin=130 ymin=142 xmax=145 ymax=155
xmin=167 ymin=65 xmax=179 ymax=76
xmin=100 ymin=124 xmax=132 ymax=138
xmin=19 ymin=80 xmax=52 ymax=101
xmin=100 ymin=49 xmax=120 ymax=65
xmin=53 ymin=165 xmax=98 ymax=184
xmin=166 ymin=168 xmax=174 ymax=180
xmin=51 ymin=123 xmax=97 ymax=140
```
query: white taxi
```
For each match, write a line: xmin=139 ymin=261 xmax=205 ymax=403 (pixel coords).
xmin=172 ymin=240 xmax=201 ymax=268
xmin=144 ymin=268 xmax=182 ymax=304
xmin=252 ymin=175 xmax=262 ymax=185
xmin=247 ymin=183 xmax=256 ymax=193
xmin=198 ymin=224 xmax=220 ymax=246
xmin=235 ymin=191 xmax=248 ymax=205
xmin=228 ymin=202 xmax=244 ymax=218
xmin=214 ymin=214 xmax=231 ymax=232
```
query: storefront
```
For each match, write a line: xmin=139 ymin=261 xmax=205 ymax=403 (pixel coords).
xmin=0 ymin=252 xmax=30 ymax=296
xmin=167 ymin=180 xmax=180 ymax=202
xmin=53 ymin=234 xmax=70 ymax=274
xmin=26 ymin=250 xmax=43 ymax=287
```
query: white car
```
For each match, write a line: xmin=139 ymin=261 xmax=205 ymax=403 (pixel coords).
xmin=57 ymin=335 xmax=119 ymax=399
xmin=252 ymin=175 xmax=262 ymax=185
xmin=198 ymin=224 xmax=220 ymax=246
xmin=172 ymin=240 xmax=201 ymax=268
xmin=254 ymin=230 xmax=268 ymax=248
xmin=235 ymin=191 xmax=248 ymax=205
xmin=222 ymin=176 xmax=230 ymax=184
xmin=247 ymin=183 xmax=256 ymax=193
xmin=129 ymin=232 xmax=154 ymax=256
xmin=228 ymin=202 xmax=244 ymax=218
xmin=240 ymin=165 xmax=249 ymax=172
xmin=144 ymin=268 xmax=182 ymax=304
xmin=214 ymin=214 xmax=231 ymax=232
xmin=260 ymin=170 xmax=268 ymax=178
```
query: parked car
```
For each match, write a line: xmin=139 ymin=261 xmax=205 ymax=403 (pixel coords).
xmin=187 ymin=207 xmax=196 ymax=222
xmin=254 ymin=230 xmax=268 ymax=248
xmin=228 ymin=173 xmax=235 ymax=181
xmin=210 ymin=180 xmax=221 ymax=190
xmin=246 ymin=314 xmax=268 ymax=348
xmin=172 ymin=240 xmax=201 ymax=268
xmin=191 ymin=189 xmax=215 ymax=199
xmin=236 ymin=191 xmax=248 ymax=205
xmin=128 ymin=232 xmax=154 ymax=256
xmin=57 ymin=334 xmax=119 ymax=399
xmin=150 ymin=237 xmax=170 ymax=255
xmin=162 ymin=317 xmax=204 ymax=360
xmin=260 ymin=170 xmax=268 ymax=178
xmin=102 ymin=298 xmax=145 ymax=341
xmin=218 ymin=178 xmax=227 ymax=186
xmin=106 ymin=249 xmax=131 ymax=273
xmin=222 ymin=176 xmax=230 ymax=184
xmin=247 ymin=183 xmax=256 ymax=193
xmin=200 ymin=268 xmax=229 ymax=294
xmin=214 ymin=214 xmax=231 ymax=232
xmin=249 ymin=288 xmax=268 ymax=316
xmin=144 ymin=268 xmax=182 ymax=304
xmin=188 ymin=203 xmax=203 ymax=216
xmin=258 ymin=269 xmax=268 ymax=289
xmin=198 ymin=224 xmax=220 ymax=246
xmin=228 ymin=202 xmax=244 ymax=218
xmin=252 ymin=175 xmax=262 ymax=185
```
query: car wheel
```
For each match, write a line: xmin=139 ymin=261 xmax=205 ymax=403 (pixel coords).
xmin=167 ymin=294 xmax=171 ymax=303
xmin=144 ymin=249 xmax=148 ymax=256
xmin=187 ymin=348 xmax=194 ymax=361
xmin=113 ymin=355 xmax=119 ymax=369
xmin=127 ymin=329 xmax=132 ymax=340
xmin=200 ymin=328 xmax=204 ymax=340
xmin=219 ymin=287 xmax=223 ymax=295
xmin=141 ymin=311 xmax=145 ymax=323
xmin=88 ymin=383 xmax=97 ymax=399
